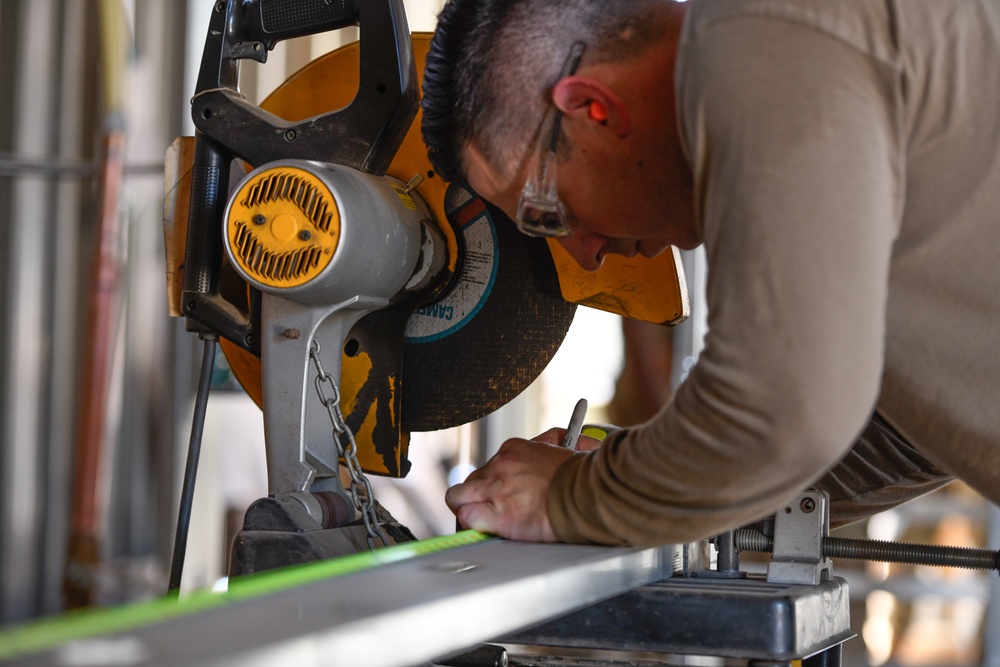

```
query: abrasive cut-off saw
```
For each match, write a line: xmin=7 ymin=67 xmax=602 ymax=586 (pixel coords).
xmin=163 ymin=0 xmax=687 ymax=575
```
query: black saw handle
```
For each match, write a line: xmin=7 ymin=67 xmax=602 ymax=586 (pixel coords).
xmin=193 ymin=0 xmax=362 ymax=92
xmin=235 ymin=0 xmax=361 ymax=56
xmin=181 ymin=0 xmax=417 ymax=352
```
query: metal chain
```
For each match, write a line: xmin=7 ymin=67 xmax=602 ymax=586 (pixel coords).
xmin=309 ymin=339 xmax=389 ymax=550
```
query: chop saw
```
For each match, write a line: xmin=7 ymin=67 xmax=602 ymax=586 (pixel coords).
xmin=163 ymin=0 xmax=688 ymax=575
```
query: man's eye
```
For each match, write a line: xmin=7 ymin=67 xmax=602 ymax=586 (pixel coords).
xmin=532 ymin=212 xmax=561 ymax=229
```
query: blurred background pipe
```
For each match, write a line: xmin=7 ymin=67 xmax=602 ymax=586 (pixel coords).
xmin=64 ymin=0 xmax=130 ymax=610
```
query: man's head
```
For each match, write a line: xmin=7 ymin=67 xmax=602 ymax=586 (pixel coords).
xmin=422 ymin=0 xmax=698 ymax=270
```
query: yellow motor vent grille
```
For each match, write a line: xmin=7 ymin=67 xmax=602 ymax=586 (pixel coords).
xmin=226 ymin=166 xmax=341 ymax=288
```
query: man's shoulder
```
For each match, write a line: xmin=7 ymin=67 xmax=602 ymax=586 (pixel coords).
xmin=684 ymin=0 xmax=896 ymax=62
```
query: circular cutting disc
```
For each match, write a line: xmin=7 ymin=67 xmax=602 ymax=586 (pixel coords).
xmin=401 ymin=184 xmax=576 ymax=431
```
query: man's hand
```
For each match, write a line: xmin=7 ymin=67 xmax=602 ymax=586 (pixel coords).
xmin=445 ymin=428 xmax=603 ymax=541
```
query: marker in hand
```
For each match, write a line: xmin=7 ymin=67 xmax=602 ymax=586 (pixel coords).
xmin=560 ymin=398 xmax=588 ymax=450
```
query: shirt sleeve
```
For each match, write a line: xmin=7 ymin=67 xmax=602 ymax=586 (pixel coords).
xmin=548 ymin=14 xmax=904 ymax=545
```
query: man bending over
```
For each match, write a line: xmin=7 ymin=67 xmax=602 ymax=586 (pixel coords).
xmin=421 ymin=0 xmax=1000 ymax=545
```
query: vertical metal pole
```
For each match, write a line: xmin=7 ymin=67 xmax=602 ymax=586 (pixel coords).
xmin=65 ymin=126 xmax=126 ymax=609
xmin=64 ymin=0 xmax=129 ymax=609
xmin=715 ymin=530 xmax=740 ymax=574
xmin=0 ymin=0 xmax=59 ymax=623
xmin=41 ymin=0 xmax=90 ymax=616
xmin=103 ymin=0 xmax=192 ymax=589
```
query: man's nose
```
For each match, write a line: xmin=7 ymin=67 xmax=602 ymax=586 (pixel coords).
xmin=556 ymin=231 xmax=607 ymax=272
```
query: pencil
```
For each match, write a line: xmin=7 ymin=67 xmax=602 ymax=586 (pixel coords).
xmin=560 ymin=398 xmax=588 ymax=450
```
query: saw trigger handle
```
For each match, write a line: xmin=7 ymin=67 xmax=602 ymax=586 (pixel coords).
xmin=190 ymin=0 xmax=416 ymax=173
xmin=233 ymin=0 xmax=361 ymax=60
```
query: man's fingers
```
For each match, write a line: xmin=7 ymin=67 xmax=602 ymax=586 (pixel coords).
xmin=575 ymin=434 xmax=604 ymax=451
xmin=445 ymin=437 xmax=572 ymax=542
xmin=445 ymin=478 xmax=486 ymax=512
xmin=532 ymin=428 xmax=566 ymax=446
xmin=455 ymin=502 xmax=502 ymax=536
xmin=534 ymin=428 xmax=604 ymax=451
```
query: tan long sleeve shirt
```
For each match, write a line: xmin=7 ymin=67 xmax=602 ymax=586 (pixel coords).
xmin=549 ymin=0 xmax=1000 ymax=545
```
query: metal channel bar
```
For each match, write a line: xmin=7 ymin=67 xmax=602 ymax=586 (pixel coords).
xmin=3 ymin=539 xmax=677 ymax=667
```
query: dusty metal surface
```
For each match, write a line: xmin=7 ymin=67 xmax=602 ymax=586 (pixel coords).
xmin=3 ymin=540 xmax=677 ymax=667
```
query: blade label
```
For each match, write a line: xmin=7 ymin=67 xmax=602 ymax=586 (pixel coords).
xmin=405 ymin=195 xmax=498 ymax=343
xmin=415 ymin=304 xmax=455 ymax=321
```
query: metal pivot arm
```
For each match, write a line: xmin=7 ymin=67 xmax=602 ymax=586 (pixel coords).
xmin=259 ymin=294 xmax=378 ymax=495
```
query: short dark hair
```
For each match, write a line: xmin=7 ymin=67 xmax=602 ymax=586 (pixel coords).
xmin=421 ymin=0 xmax=669 ymax=185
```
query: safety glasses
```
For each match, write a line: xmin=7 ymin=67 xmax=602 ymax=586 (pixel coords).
xmin=514 ymin=41 xmax=587 ymax=238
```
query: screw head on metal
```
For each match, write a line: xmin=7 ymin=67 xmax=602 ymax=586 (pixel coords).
xmin=244 ymin=334 xmax=256 ymax=347
xmin=800 ymin=497 xmax=816 ymax=513
xmin=284 ymin=129 xmax=297 ymax=142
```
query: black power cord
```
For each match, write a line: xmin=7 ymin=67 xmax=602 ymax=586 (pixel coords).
xmin=167 ymin=335 xmax=217 ymax=596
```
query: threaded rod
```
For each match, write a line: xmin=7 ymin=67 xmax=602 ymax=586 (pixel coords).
xmin=733 ymin=528 xmax=1000 ymax=572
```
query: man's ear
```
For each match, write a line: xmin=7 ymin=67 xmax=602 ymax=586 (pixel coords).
xmin=552 ymin=76 xmax=631 ymax=137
